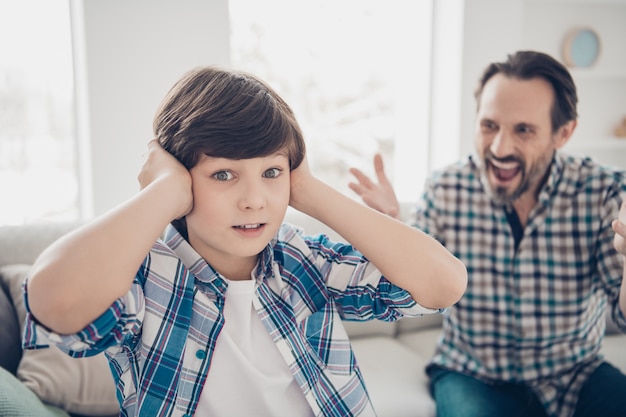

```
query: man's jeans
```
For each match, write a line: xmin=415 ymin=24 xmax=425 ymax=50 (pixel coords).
xmin=429 ymin=362 xmax=626 ymax=417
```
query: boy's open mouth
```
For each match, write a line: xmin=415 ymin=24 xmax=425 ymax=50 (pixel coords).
xmin=233 ymin=223 xmax=264 ymax=230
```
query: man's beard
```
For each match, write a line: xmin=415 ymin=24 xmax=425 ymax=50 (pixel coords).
xmin=480 ymin=150 xmax=553 ymax=206
xmin=481 ymin=158 xmax=528 ymax=206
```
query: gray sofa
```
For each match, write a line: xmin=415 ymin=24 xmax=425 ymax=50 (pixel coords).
xmin=0 ymin=214 xmax=624 ymax=417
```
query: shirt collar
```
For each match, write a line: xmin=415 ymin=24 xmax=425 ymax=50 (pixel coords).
xmin=162 ymin=224 xmax=275 ymax=285
xmin=540 ymin=151 xmax=564 ymax=200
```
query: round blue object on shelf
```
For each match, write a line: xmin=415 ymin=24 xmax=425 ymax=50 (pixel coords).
xmin=562 ymin=28 xmax=601 ymax=68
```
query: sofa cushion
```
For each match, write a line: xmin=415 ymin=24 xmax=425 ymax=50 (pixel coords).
xmin=0 ymin=283 xmax=22 ymax=374
xmin=601 ymin=333 xmax=626 ymax=371
xmin=351 ymin=336 xmax=435 ymax=417
xmin=0 ymin=264 xmax=119 ymax=416
xmin=605 ymin=309 xmax=621 ymax=335
xmin=342 ymin=319 xmax=397 ymax=339
xmin=397 ymin=326 xmax=442 ymax=364
xmin=0 ymin=366 xmax=70 ymax=417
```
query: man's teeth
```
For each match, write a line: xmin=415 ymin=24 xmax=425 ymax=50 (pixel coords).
xmin=491 ymin=159 xmax=518 ymax=169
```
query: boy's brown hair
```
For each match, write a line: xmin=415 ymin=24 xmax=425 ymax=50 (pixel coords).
xmin=153 ymin=66 xmax=306 ymax=170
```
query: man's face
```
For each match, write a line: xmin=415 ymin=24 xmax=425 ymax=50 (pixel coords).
xmin=475 ymin=74 xmax=566 ymax=205
xmin=185 ymin=152 xmax=290 ymax=277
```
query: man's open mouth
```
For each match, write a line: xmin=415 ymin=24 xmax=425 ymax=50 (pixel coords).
xmin=490 ymin=159 xmax=521 ymax=182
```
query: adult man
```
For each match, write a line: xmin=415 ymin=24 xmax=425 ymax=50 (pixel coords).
xmin=349 ymin=51 xmax=626 ymax=417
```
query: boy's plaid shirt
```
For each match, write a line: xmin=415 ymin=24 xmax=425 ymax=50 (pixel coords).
xmin=24 ymin=223 xmax=439 ymax=417
xmin=417 ymin=152 xmax=626 ymax=417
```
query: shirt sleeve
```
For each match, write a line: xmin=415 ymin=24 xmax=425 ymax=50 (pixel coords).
xmin=22 ymin=264 xmax=147 ymax=358
xmin=411 ymin=174 xmax=444 ymax=245
xmin=279 ymin=224 xmax=443 ymax=322
xmin=597 ymin=180 xmax=626 ymax=333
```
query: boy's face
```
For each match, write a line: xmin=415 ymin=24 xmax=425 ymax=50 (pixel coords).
xmin=185 ymin=152 xmax=290 ymax=279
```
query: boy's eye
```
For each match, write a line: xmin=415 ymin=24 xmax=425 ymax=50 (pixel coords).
xmin=212 ymin=170 xmax=234 ymax=181
xmin=263 ymin=168 xmax=282 ymax=178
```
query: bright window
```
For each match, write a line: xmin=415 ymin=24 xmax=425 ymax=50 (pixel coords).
xmin=229 ymin=0 xmax=434 ymax=203
xmin=0 ymin=1 xmax=435 ymax=226
xmin=0 ymin=0 xmax=77 ymax=226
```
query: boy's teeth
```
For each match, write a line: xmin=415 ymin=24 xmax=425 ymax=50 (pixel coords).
xmin=238 ymin=224 xmax=260 ymax=229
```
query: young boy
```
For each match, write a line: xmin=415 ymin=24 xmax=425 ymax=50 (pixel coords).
xmin=23 ymin=66 xmax=467 ymax=417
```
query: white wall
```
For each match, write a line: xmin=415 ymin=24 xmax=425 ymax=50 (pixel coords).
xmin=428 ymin=0 xmax=526 ymax=171
xmin=71 ymin=0 xmax=230 ymax=218
xmin=427 ymin=0 xmax=464 ymax=173
xmin=455 ymin=0 xmax=525 ymax=160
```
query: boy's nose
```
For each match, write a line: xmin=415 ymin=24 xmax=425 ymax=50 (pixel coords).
xmin=238 ymin=182 xmax=266 ymax=210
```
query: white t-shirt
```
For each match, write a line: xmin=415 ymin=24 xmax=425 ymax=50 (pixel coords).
xmin=196 ymin=279 xmax=314 ymax=416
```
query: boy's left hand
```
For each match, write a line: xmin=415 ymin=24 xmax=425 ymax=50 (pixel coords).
xmin=612 ymin=201 xmax=626 ymax=256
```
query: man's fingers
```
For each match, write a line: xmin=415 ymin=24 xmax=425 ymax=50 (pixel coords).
xmin=373 ymin=153 xmax=390 ymax=183
xmin=348 ymin=182 xmax=365 ymax=196
xmin=349 ymin=168 xmax=374 ymax=188
xmin=374 ymin=153 xmax=384 ymax=172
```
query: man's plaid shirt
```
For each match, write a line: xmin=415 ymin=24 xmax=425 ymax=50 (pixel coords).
xmin=416 ymin=152 xmax=626 ymax=417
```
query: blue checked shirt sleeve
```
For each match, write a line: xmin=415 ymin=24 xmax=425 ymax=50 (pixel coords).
xmin=22 ymin=265 xmax=147 ymax=358
xmin=284 ymin=225 xmax=443 ymax=321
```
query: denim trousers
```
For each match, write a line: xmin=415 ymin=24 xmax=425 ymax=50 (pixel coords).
xmin=429 ymin=362 xmax=626 ymax=417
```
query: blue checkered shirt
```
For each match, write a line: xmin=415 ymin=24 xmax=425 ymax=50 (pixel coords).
xmin=417 ymin=153 xmax=626 ymax=417
xmin=23 ymin=223 xmax=438 ymax=417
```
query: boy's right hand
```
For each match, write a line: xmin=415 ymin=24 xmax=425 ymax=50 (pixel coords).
xmin=348 ymin=153 xmax=401 ymax=220
xmin=138 ymin=139 xmax=193 ymax=219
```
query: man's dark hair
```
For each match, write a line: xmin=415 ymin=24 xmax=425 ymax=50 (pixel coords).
xmin=474 ymin=51 xmax=578 ymax=132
